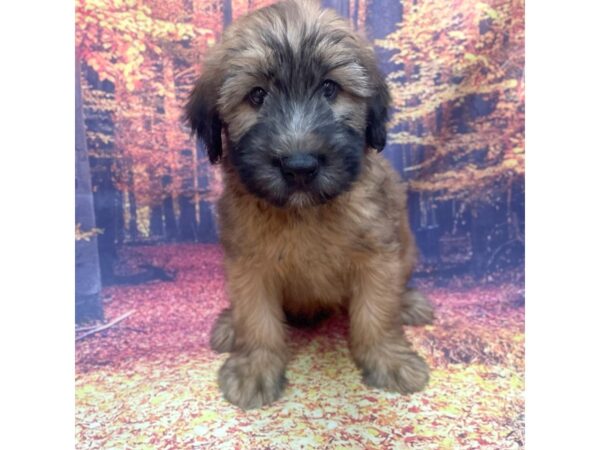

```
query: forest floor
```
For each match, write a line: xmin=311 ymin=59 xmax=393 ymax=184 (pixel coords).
xmin=76 ymin=243 xmax=524 ymax=450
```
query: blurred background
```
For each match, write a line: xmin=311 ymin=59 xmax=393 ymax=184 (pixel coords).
xmin=76 ymin=0 xmax=523 ymax=322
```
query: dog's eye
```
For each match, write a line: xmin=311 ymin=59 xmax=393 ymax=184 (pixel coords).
xmin=322 ymin=80 xmax=339 ymax=100
xmin=248 ymin=87 xmax=267 ymax=106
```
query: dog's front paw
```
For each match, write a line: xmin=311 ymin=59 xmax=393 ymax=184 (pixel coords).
xmin=218 ymin=350 xmax=287 ymax=409
xmin=361 ymin=350 xmax=430 ymax=394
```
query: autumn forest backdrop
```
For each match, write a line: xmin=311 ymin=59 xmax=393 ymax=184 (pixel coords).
xmin=75 ymin=0 xmax=525 ymax=447
xmin=76 ymin=0 xmax=523 ymax=304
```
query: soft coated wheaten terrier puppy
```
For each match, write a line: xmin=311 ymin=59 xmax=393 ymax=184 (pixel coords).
xmin=186 ymin=0 xmax=434 ymax=409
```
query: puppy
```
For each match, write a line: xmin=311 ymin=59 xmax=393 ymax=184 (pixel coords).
xmin=186 ymin=0 xmax=434 ymax=409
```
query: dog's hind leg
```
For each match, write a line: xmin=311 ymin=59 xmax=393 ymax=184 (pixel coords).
xmin=398 ymin=289 xmax=434 ymax=326
xmin=210 ymin=308 xmax=236 ymax=353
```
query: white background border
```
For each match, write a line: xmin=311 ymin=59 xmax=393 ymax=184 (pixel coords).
xmin=2 ymin=0 xmax=600 ymax=448
xmin=0 ymin=1 xmax=74 ymax=449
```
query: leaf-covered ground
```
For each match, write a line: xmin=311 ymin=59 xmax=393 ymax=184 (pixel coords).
xmin=76 ymin=244 xmax=524 ymax=449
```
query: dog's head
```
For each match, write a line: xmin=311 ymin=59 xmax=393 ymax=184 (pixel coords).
xmin=186 ymin=0 xmax=390 ymax=207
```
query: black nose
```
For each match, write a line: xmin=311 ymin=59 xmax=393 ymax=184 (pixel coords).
xmin=280 ymin=154 xmax=319 ymax=185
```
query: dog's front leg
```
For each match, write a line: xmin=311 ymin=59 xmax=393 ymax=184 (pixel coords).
xmin=349 ymin=257 xmax=430 ymax=394
xmin=217 ymin=261 xmax=287 ymax=409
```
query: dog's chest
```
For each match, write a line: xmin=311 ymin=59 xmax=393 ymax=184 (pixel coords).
xmin=257 ymin=211 xmax=358 ymax=301
xmin=219 ymin=182 xmax=391 ymax=302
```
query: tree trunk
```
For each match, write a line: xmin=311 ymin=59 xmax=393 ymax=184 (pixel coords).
xmin=223 ymin=0 xmax=232 ymax=27
xmin=162 ymin=175 xmax=178 ymax=240
xmin=127 ymin=169 xmax=138 ymax=241
xmin=352 ymin=0 xmax=360 ymax=29
xmin=75 ymin=60 xmax=104 ymax=324
xmin=198 ymin=200 xmax=218 ymax=243
xmin=115 ymin=190 xmax=125 ymax=244
xmin=322 ymin=0 xmax=350 ymax=18
xmin=179 ymin=194 xmax=198 ymax=241
xmin=150 ymin=204 xmax=164 ymax=238
xmin=365 ymin=0 xmax=403 ymax=167
xmin=82 ymin=63 xmax=120 ymax=286
xmin=470 ymin=203 xmax=496 ymax=276
xmin=365 ymin=0 xmax=402 ymax=44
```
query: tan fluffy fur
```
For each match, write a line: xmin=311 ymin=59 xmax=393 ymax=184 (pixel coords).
xmin=192 ymin=0 xmax=434 ymax=409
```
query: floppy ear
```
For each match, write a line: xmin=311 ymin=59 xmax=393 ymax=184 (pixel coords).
xmin=365 ymin=69 xmax=391 ymax=152
xmin=185 ymin=67 xmax=223 ymax=164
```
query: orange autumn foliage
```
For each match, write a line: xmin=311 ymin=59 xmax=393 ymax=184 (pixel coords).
xmin=378 ymin=0 xmax=524 ymax=201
